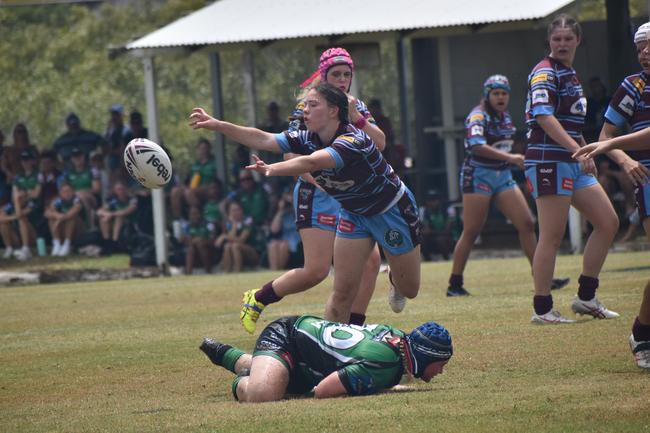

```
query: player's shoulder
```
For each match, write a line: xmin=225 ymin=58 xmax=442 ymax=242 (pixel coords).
xmin=467 ymin=105 xmax=486 ymax=123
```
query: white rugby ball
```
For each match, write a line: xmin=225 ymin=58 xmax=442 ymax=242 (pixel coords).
xmin=123 ymin=138 xmax=172 ymax=189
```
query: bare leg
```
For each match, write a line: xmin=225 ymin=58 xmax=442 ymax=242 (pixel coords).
xmin=533 ymin=195 xmax=571 ymax=296
xmin=325 ymin=236 xmax=375 ymax=322
xmin=571 ymin=184 xmax=619 ymax=277
xmin=236 ymin=355 xmax=289 ymax=403
xmin=450 ymin=194 xmax=491 ymax=275
xmin=185 ymin=241 xmax=196 ymax=274
xmin=350 ymin=243 xmax=380 ymax=316
xmin=638 ymin=218 xmax=650 ymax=324
xmin=170 ymin=186 xmax=185 ymax=220
xmin=272 ymin=228 xmax=335 ymax=296
xmin=112 ymin=216 xmax=124 ymax=241
xmin=494 ymin=188 xmax=537 ymax=265
xmin=384 ymin=246 xmax=421 ymax=298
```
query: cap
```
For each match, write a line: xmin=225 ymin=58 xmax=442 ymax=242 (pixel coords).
xmin=110 ymin=104 xmax=124 ymax=114
xmin=66 ymin=112 xmax=80 ymax=126
xmin=20 ymin=149 xmax=35 ymax=160
xmin=70 ymin=147 xmax=84 ymax=156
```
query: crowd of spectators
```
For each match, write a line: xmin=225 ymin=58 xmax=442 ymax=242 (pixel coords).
xmin=0 ymin=95 xmax=641 ymax=271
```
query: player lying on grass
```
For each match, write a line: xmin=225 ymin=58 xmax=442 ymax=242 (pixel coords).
xmin=199 ymin=315 xmax=453 ymax=402
xmin=574 ymin=126 xmax=650 ymax=369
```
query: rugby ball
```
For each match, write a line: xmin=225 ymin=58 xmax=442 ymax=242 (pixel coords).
xmin=123 ymin=138 xmax=172 ymax=189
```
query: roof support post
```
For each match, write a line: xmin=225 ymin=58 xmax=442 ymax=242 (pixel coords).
xmin=242 ymin=50 xmax=258 ymax=127
xmin=209 ymin=52 xmax=228 ymax=189
xmin=437 ymin=36 xmax=459 ymax=201
xmin=397 ymin=33 xmax=412 ymax=154
xmin=143 ymin=56 xmax=169 ymax=272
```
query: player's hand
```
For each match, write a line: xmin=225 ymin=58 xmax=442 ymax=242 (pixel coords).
xmin=246 ymin=155 xmax=272 ymax=177
xmin=189 ymin=108 xmax=221 ymax=131
xmin=508 ymin=154 xmax=525 ymax=170
xmin=347 ymin=95 xmax=362 ymax=123
xmin=580 ymin=158 xmax=597 ymax=176
xmin=572 ymin=142 xmax=602 ymax=160
xmin=299 ymin=173 xmax=325 ymax=191
xmin=620 ymin=157 xmax=650 ymax=186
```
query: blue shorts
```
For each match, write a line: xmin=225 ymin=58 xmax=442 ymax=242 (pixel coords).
xmin=336 ymin=188 xmax=421 ymax=256
xmin=461 ymin=165 xmax=517 ymax=196
xmin=635 ymin=183 xmax=650 ymax=220
xmin=293 ymin=181 xmax=340 ymax=232
xmin=525 ymin=162 xmax=598 ymax=199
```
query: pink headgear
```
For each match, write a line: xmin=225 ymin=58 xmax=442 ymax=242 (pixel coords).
xmin=300 ymin=47 xmax=354 ymax=89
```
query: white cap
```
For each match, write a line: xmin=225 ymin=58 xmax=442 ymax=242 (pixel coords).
xmin=634 ymin=22 xmax=650 ymax=43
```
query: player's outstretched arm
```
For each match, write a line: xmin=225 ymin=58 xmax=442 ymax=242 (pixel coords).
xmin=312 ymin=371 xmax=348 ymax=399
xmin=246 ymin=150 xmax=336 ymax=178
xmin=189 ymin=107 xmax=281 ymax=153
xmin=574 ymin=127 xmax=650 ymax=159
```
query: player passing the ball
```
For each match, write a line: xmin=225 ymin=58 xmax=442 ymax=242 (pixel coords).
xmin=525 ymin=14 xmax=619 ymax=324
xmin=190 ymin=83 xmax=423 ymax=325
xmin=199 ymin=315 xmax=452 ymax=402
xmin=572 ymin=23 xmax=650 ymax=369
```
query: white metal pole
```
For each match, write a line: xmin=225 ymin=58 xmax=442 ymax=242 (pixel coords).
xmin=209 ymin=52 xmax=228 ymax=189
xmin=143 ymin=56 xmax=168 ymax=271
xmin=437 ymin=36 xmax=460 ymax=201
xmin=568 ymin=205 xmax=583 ymax=254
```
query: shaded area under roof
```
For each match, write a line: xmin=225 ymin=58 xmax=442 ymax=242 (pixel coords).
xmin=126 ymin=0 xmax=575 ymax=50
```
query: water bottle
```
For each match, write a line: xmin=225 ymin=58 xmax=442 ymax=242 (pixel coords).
xmin=36 ymin=237 xmax=46 ymax=257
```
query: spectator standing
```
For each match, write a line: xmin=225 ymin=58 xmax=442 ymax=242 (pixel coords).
xmin=52 ymin=113 xmax=106 ymax=168
xmin=2 ymin=123 xmax=38 ymax=184
xmin=124 ymin=111 xmax=148 ymax=142
xmin=104 ymin=104 xmax=131 ymax=182
xmin=44 ymin=183 xmax=83 ymax=257
xmin=0 ymin=129 xmax=10 ymax=206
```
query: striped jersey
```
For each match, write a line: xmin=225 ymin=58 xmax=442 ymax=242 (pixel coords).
xmin=464 ymin=105 xmax=516 ymax=170
xmin=275 ymin=124 xmax=403 ymax=216
xmin=604 ymin=72 xmax=650 ymax=169
xmin=290 ymin=315 xmax=405 ymax=396
xmin=525 ymin=56 xmax=587 ymax=166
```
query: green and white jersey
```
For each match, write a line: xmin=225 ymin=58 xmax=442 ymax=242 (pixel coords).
xmin=293 ymin=316 xmax=405 ymax=396
xmin=14 ymin=171 xmax=39 ymax=192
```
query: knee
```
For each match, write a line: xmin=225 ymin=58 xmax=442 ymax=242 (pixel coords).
xmin=364 ymin=249 xmax=381 ymax=273
xmin=303 ymin=265 xmax=330 ymax=286
xmin=517 ymin=217 xmax=536 ymax=235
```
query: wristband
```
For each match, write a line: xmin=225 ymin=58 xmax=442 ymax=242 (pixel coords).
xmin=353 ymin=116 xmax=367 ymax=129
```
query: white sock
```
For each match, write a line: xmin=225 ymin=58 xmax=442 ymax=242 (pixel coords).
xmin=53 ymin=239 xmax=61 ymax=249
xmin=63 ymin=239 xmax=70 ymax=248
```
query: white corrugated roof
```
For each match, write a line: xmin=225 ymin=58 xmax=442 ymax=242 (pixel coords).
xmin=127 ymin=0 xmax=575 ymax=50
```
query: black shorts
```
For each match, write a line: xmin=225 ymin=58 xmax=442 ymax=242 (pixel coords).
xmin=253 ymin=315 xmax=311 ymax=394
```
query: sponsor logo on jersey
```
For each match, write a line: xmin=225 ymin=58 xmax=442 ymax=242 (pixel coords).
xmin=565 ymin=82 xmax=576 ymax=97
xmin=469 ymin=113 xmax=484 ymax=122
xmin=618 ymin=95 xmax=635 ymax=116
xmin=531 ymin=73 xmax=548 ymax=85
xmin=470 ymin=125 xmax=484 ymax=136
xmin=338 ymin=218 xmax=355 ymax=233
xmin=562 ymin=178 xmax=574 ymax=190
xmin=570 ymin=97 xmax=587 ymax=116
xmin=532 ymin=89 xmax=549 ymax=104
xmin=539 ymin=168 xmax=554 ymax=174
xmin=492 ymin=139 xmax=513 ymax=153
xmin=477 ymin=183 xmax=491 ymax=193
xmin=315 ymin=175 xmax=355 ymax=191
xmin=317 ymin=213 xmax=337 ymax=227
xmin=299 ymin=188 xmax=313 ymax=201
xmin=633 ymin=77 xmax=645 ymax=93
xmin=384 ymin=229 xmax=404 ymax=248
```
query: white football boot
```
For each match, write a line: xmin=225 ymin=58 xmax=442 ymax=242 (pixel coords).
xmin=531 ymin=310 xmax=576 ymax=324
xmin=571 ymin=296 xmax=619 ymax=319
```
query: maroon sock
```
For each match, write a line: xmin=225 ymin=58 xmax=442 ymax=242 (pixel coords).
xmin=349 ymin=313 xmax=366 ymax=326
xmin=254 ymin=281 xmax=282 ymax=306
xmin=632 ymin=317 xmax=650 ymax=341
xmin=449 ymin=274 xmax=463 ymax=289
xmin=533 ymin=295 xmax=553 ymax=315
xmin=577 ymin=274 xmax=598 ymax=301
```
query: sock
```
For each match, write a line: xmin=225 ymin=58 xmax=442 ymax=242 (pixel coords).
xmin=632 ymin=317 xmax=650 ymax=342
xmin=349 ymin=313 xmax=366 ymax=325
xmin=577 ymin=274 xmax=598 ymax=301
xmin=449 ymin=274 xmax=463 ymax=289
xmin=254 ymin=280 xmax=282 ymax=306
xmin=62 ymin=239 xmax=71 ymax=248
xmin=231 ymin=375 xmax=246 ymax=401
xmin=533 ymin=295 xmax=553 ymax=315
xmin=53 ymin=239 xmax=61 ymax=249
xmin=221 ymin=347 xmax=246 ymax=373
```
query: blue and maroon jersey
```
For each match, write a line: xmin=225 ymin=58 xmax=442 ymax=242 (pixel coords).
xmin=525 ymin=56 xmax=587 ymax=166
xmin=288 ymin=98 xmax=375 ymax=132
xmin=275 ymin=124 xmax=403 ymax=216
xmin=604 ymin=72 xmax=650 ymax=169
xmin=463 ymin=105 xmax=516 ymax=170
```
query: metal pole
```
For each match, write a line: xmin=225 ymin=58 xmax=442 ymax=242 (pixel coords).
xmin=437 ymin=36 xmax=459 ymax=201
xmin=143 ymin=56 xmax=168 ymax=271
xmin=397 ymin=34 xmax=412 ymax=154
xmin=209 ymin=52 xmax=228 ymax=190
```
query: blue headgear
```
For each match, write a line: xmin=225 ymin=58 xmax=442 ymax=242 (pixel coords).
xmin=404 ymin=322 xmax=453 ymax=378
xmin=483 ymin=74 xmax=511 ymax=98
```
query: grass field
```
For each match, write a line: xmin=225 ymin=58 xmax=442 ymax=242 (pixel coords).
xmin=1 ymin=251 xmax=649 ymax=433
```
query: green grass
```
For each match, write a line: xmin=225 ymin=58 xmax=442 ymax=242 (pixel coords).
xmin=0 ymin=254 xmax=130 ymax=272
xmin=1 ymin=252 xmax=649 ymax=433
